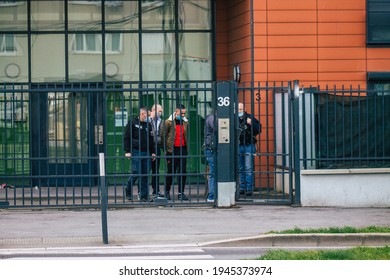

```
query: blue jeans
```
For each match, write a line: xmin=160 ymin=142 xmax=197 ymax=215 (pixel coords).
xmin=204 ymin=149 xmax=215 ymax=200
xmin=127 ymin=149 xmax=150 ymax=200
xmin=238 ymin=144 xmax=256 ymax=192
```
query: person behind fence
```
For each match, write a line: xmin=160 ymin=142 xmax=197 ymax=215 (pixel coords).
xmin=124 ymin=106 xmax=156 ymax=202
xmin=164 ymin=104 xmax=189 ymax=201
xmin=204 ymin=110 xmax=216 ymax=203
xmin=149 ymin=103 xmax=165 ymax=199
xmin=238 ymin=102 xmax=261 ymax=196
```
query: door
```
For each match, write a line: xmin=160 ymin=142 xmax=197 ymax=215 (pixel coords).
xmin=31 ymin=87 xmax=102 ymax=187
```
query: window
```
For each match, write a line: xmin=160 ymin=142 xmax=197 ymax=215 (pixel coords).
xmin=0 ymin=34 xmax=16 ymax=55
xmin=70 ymin=33 xmax=122 ymax=53
xmin=367 ymin=0 xmax=390 ymax=45
xmin=0 ymin=1 xmax=22 ymax=7
xmin=70 ymin=0 xmax=122 ymax=7
xmin=141 ymin=0 xmax=165 ymax=8
xmin=106 ymin=33 xmax=122 ymax=53
xmin=367 ymin=72 xmax=390 ymax=95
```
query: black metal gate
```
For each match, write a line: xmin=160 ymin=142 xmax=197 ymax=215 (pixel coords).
xmin=233 ymin=81 xmax=296 ymax=205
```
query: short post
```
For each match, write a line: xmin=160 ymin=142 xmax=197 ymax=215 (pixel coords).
xmin=216 ymin=81 xmax=236 ymax=207
xmin=99 ymin=153 xmax=109 ymax=244
xmin=292 ymin=80 xmax=301 ymax=206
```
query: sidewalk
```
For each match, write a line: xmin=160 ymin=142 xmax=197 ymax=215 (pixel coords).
xmin=1 ymin=205 xmax=390 ymax=248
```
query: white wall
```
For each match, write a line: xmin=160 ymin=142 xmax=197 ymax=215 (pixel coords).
xmin=301 ymin=168 xmax=390 ymax=207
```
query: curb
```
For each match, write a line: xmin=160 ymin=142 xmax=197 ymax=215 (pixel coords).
xmin=199 ymin=233 xmax=390 ymax=247
xmin=1 ymin=233 xmax=390 ymax=249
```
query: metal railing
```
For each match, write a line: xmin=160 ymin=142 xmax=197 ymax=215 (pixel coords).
xmin=300 ymin=86 xmax=390 ymax=169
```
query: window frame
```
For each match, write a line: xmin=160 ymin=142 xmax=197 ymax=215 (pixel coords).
xmin=69 ymin=33 xmax=122 ymax=54
xmin=0 ymin=34 xmax=18 ymax=56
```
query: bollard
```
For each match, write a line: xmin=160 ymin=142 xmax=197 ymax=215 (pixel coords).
xmin=99 ymin=152 xmax=109 ymax=244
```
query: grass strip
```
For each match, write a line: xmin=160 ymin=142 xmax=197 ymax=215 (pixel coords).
xmin=267 ymin=226 xmax=390 ymax=234
xmin=256 ymin=246 xmax=390 ymax=260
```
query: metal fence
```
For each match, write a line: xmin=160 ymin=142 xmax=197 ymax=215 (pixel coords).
xmin=2 ymin=81 xmax=388 ymax=208
xmin=299 ymin=86 xmax=390 ymax=170
xmin=0 ymin=82 xmax=214 ymax=207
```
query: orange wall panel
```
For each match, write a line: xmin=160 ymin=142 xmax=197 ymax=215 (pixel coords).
xmin=318 ymin=23 xmax=365 ymax=35
xmin=367 ymin=49 xmax=390 ymax=59
xmin=318 ymin=10 xmax=365 ymax=23
xmin=268 ymin=48 xmax=317 ymax=60
xmin=267 ymin=11 xmax=317 ymax=23
xmin=267 ymin=73 xmax=318 ymax=84
xmin=268 ymin=60 xmax=317 ymax=73
xmin=318 ymin=47 xmax=366 ymax=60
xmin=267 ymin=23 xmax=317 ymax=35
xmin=317 ymin=0 xmax=365 ymax=10
xmin=318 ymin=72 xmax=366 ymax=82
xmin=319 ymin=60 xmax=367 ymax=72
xmin=267 ymin=0 xmax=317 ymax=10
xmin=318 ymin=35 xmax=365 ymax=47
xmin=267 ymin=35 xmax=318 ymax=48
xmin=367 ymin=60 xmax=390 ymax=72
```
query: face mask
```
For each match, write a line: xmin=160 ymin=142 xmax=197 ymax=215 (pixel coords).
xmin=238 ymin=112 xmax=244 ymax=117
xmin=157 ymin=112 xmax=162 ymax=118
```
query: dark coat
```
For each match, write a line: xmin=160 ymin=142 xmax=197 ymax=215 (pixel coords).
xmin=124 ymin=117 xmax=156 ymax=154
xmin=238 ymin=112 xmax=261 ymax=145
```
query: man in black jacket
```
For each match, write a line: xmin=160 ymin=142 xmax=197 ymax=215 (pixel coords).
xmin=238 ymin=103 xmax=261 ymax=196
xmin=124 ymin=107 xmax=156 ymax=202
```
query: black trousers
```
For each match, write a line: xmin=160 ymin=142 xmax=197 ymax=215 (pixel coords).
xmin=165 ymin=146 xmax=187 ymax=194
xmin=151 ymin=147 xmax=162 ymax=194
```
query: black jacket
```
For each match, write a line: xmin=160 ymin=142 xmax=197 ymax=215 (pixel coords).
xmin=238 ymin=113 xmax=261 ymax=145
xmin=204 ymin=113 xmax=215 ymax=150
xmin=124 ymin=117 xmax=156 ymax=154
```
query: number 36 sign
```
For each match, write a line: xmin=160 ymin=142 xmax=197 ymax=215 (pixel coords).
xmin=217 ymin=97 xmax=230 ymax=107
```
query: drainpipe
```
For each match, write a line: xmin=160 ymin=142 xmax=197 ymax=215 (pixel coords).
xmin=250 ymin=0 xmax=254 ymax=86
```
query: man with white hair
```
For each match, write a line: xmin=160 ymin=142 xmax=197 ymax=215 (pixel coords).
xmin=149 ymin=104 xmax=165 ymax=199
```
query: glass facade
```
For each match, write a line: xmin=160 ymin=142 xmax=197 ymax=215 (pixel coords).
xmin=0 ymin=0 xmax=214 ymax=182
xmin=0 ymin=0 xmax=213 ymax=83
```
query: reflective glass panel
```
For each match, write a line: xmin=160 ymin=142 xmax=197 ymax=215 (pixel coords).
xmin=179 ymin=33 xmax=211 ymax=80
xmin=68 ymin=33 xmax=103 ymax=81
xmin=68 ymin=0 xmax=102 ymax=31
xmin=31 ymin=34 xmax=65 ymax=82
xmin=105 ymin=33 xmax=139 ymax=81
xmin=141 ymin=0 xmax=175 ymax=30
xmin=0 ymin=0 xmax=27 ymax=32
xmin=179 ymin=0 xmax=211 ymax=30
xmin=31 ymin=0 xmax=65 ymax=31
xmin=105 ymin=0 xmax=138 ymax=30
xmin=0 ymin=34 xmax=28 ymax=82
xmin=142 ymin=33 xmax=175 ymax=81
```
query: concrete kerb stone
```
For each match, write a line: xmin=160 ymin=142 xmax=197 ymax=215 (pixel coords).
xmin=199 ymin=233 xmax=390 ymax=248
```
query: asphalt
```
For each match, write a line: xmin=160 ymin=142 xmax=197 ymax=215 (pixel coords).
xmin=1 ymin=205 xmax=389 ymax=250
